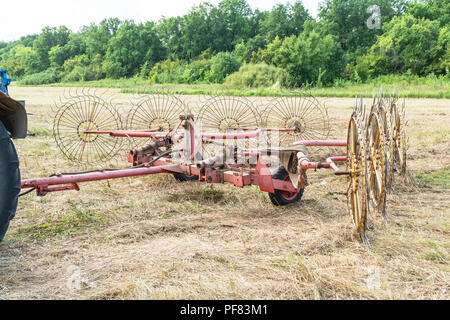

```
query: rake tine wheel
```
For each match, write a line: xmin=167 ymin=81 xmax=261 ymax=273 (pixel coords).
xmin=370 ymin=89 xmax=396 ymax=192
xmin=197 ymin=96 xmax=260 ymax=157
xmin=263 ymin=96 xmax=330 ymax=146
xmin=366 ymin=109 xmax=388 ymax=217
xmin=390 ymin=99 xmax=407 ymax=176
xmin=381 ymin=97 xmax=395 ymax=191
xmin=126 ymin=94 xmax=188 ymax=148
xmin=53 ymin=94 xmax=123 ymax=164
xmin=198 ymin=96 xmax=260 ymax=132
xmin=347 ymin=103 xmax=369 ymax=242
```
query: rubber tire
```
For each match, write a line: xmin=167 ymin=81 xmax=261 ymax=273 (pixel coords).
xmin=268 ymin=166 xmax=304 ymax=206
xmin=0 ymin=122 xmax=21 ymax=242
xmin=173 ymin=173 xmax=199 ymax=182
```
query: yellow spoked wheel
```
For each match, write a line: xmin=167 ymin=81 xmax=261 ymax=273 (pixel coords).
xmin=53 ymin=95 xmax=123 ymax=164
xmin=347 ymin=113 xmax=369 ymax=241
xmin=366 ymin=111 xmax=388 ymax=216
xmin=381 ymin=103 xmax=395 ymax=190
xmin=390 ymin=101 xmax=407 ymax=176
xmin=369 ymin=92 xmax=395 ymax=191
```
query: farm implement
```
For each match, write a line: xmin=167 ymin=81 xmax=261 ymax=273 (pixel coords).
xmin=19 ymin=91 xmax=407 ymax=241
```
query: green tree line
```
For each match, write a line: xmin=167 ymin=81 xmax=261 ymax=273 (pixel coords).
xmin=0 ymin=0 xmax=448 ymax=88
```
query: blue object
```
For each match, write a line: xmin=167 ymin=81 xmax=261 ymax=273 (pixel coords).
xmin=0 ymin=68 xmax=12 ymax=95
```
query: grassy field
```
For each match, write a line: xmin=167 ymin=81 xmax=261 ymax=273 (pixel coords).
xmin=15 ymin=74 xmax=450 ymax=99
xmin=0 ymin=87 xmax=448 ymax=300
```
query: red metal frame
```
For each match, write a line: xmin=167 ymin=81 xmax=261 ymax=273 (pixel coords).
xmin=21 ymin=115 xmax=349 ymax=197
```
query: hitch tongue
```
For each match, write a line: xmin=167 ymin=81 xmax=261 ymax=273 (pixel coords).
xmin=36 ymin=183 xmax=81 ymax=196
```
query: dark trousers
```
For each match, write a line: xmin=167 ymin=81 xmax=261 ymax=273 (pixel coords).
xmin=0 ymin=122 xmax=20 ymax=241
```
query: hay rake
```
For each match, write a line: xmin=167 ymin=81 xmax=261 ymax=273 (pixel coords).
xmin=21 ymin=90 xmax=407 ymax=242
xmin=53 ymin=93 xmax=124 ymax=164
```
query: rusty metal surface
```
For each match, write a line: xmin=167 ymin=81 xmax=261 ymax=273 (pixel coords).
xmin=0 ymin=93 xmax=28 ymax=139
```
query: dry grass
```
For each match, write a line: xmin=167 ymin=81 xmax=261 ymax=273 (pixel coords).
xmin=0 ymin=87 xmax=448 ymax=300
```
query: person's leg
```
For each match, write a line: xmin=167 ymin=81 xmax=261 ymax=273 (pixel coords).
xmin=0 ymin=122 xmax=21 ymax=242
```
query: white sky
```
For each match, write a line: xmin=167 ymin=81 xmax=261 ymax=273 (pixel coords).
xmin=1 ymin=0 xmax=321 ymax=42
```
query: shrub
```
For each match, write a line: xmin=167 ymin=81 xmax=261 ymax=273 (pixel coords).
xmin=102 ymin=59 xmax=126 ymax=79
xmin=59 ymin=54 xmax=103 ymax=82
xmin=62 ymin=66 xmax=95 ymax=82
xmin=224 ymin=63 xmax=292 ymax=88
xmin=271 ymin=31 xmax=344 ymax=87
xmin=181 ymin=58 xmax=212 ymax=83
xmin=19 ymin=68 xmax=60 ymax=85
xmin=208 ymin=52 xmax=242 ymax=83
xmin=146 ymin=59 xmax=185 ymax=83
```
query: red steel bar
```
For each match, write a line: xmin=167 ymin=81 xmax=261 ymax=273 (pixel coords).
xmin=83 ymin=130 xmax=118 ymax=135
xmin=299 ymin=161 xmax=331 ymax=170
xmin=108 ymin=131 xmax=169 ymax=138
xmin=297 ymin=156 xmax=347 ymax=171
xmin=21 ymin=165 xmax=179 ymax=190
xmin=202 ymin=129 xmax=262 ymax=140
xmin=229 ymin=127 xmax=296 ymax=132
xmin=329 ymin=156 xmax=347 ymax=162
xmin=326 ymin=157 xmax=349 ymax=175
xmin=86 ymin=129 xmax=262 ymax=140
xmin=85 ymin=128 xmax=162 ymax=135
xmin=293 ymin=140 xmax=347 ymax=147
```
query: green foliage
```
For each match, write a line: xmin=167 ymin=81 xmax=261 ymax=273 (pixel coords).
xmin=267 ymin=28 xmax=344 ymax=86
xmin=318 ymin=0 xmax=409 ymax=62
xmin=233 ymin=36 xmax=268 ymax=63
xmin=145 ymin=53 xmax=240 ymax=84
xmin=19 ymin=68 xmax=60 ymax=85
xmin=48 ymin=45 xmax=68 ymax=67
xmin=83 ymin=18 xmax=122 ymax=58
xmin=225 ymin=63 xmax=292 ymax=88
xmin=251 ymin=36 xmax=283 ymax=64
xmin=103 ymin=21 xmax=165 ymax=78
xmin=214 ymin=0 xmax=254 ymax=51
xmin=146 ymin=59 xmax=183 ymax=83
xmin=258 ymin=1 xmax=311 ymax=41
xmin=33 ymin=26 xmax=71 ymax=68
xmin=356 ymin=14 xmax=448 ymax=78
xmin=101 ymin=59 xmax=126 ymax=80
xmin=156 ymin=17 xmax=184 ymax=61
xmin=416 ymin=167 xmax=450 ymax=189
xmin=145 ymin=58 xmax=213 ymax=84
xmin=209 ymin=52 xmax=242 ymax=83
xmin=175 ymin=3 xmax=214 ymax=59
xmin=157 ymin=0 xmax=255 ymax=60
xmin=48 ymin=33 xmax=87 ymax=68
xmin=408 ymin=0 xmax=449 ymax=27
xmin=182 ymin=58 xmax=214 ymax=83
xmin=35 ymin=74 xmax=449 ymax=99
xmin=9 ymin=199 xmax=106 ymax=241
xmin=1 ymin=0 xmax=448 ymax=88
xmin=0 ymin=45 xmax=42 ymax=78
xmin=61 ymin=54 xmax=103 ymax=82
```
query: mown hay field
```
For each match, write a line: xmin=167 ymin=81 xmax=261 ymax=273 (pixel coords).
xmin=0 ymin=86 xmax=448 ymax=300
